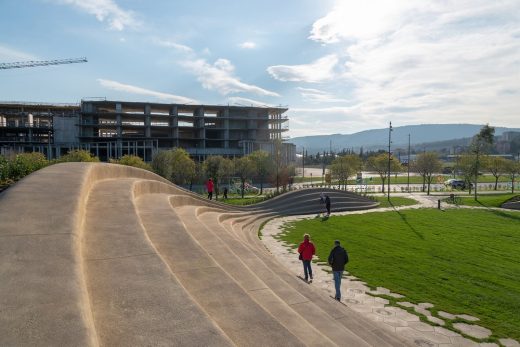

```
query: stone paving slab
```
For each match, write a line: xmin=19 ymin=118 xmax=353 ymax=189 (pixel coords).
xmin=453 ymin=323 xmax=492 ymax=339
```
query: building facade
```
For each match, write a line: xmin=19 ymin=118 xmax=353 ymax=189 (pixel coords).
xmin=0 ymin=100 xmax=296 ymax=163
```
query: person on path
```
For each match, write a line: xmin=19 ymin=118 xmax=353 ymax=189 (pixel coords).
xmin=328 ymin=240 xmax=349 ymax=301
xmin=325 ymin=194 xmax=331 ymax=216
xmin=206 ymin=178 xmax=214 ymax=200
xmin=320 ymin=192 xmax=325 ymax=203
xmin=223 ymin=186 xmax=228 ymax=199
xmin=298 ymin=234 xmax=316 ymax=282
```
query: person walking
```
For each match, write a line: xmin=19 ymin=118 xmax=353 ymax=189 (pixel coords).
xmin=206 ymin=178 xmax=214 ymax=200
xmin=325 ymin=194 xmax=331 ymax=216
xmin=223 ymin=186 xmax=228 ymax=199
xmin=298 ymin=234 xmax=316 ymax=283
xmin=328 ymin=240 xmax=349 ymax=301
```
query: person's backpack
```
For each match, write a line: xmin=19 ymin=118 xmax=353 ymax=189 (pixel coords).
xmin=344 ymin=248 xmax=349 ymax=264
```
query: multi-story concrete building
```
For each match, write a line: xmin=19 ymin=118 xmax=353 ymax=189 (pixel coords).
xmin=0 ymin=100 xmax=296 ymax=163
xmin=0 ymin=102 xmax=79 ymax=158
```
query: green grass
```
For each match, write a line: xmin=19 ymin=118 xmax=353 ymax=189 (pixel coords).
xmin=221 ymin=195 xmax=268 ymax=205
xmin=278 ymin=209 xmax=520 ymax=341
xmin=371 ymin=196 xmax=418 ymax=208
xmin=447 ymin=194 xmax=519 ymax=208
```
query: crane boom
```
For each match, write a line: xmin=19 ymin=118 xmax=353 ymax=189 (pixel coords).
xmin=0 ymin=57 xmax=87 ymax=70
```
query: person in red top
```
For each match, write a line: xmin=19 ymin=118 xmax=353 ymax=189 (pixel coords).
xmin=298 ymin=233 xmax=316 ymax=282
xmin=206 ymin=178 xmax=214 ymax=200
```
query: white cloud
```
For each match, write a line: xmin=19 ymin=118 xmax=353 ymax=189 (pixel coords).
xmin=153 ymin=38 xmax=193 ymax=53
xmin=267 ymin=54 xmax=339 ymax=83
xmin=0 ymin=45 xmax=37 ymax=61
xmin=97 ymin=79 xmax=197 ymax=104
xmin=296 ymin=87 xmax=351 ymax=103
xmin=291 ymin=0 xmax=520 ymax=134
xmin=239 ymin=41 xmax=257 ymax=49
xmin=182 ymin=58 xmax=280 ymax=97
xmin=58 ymin=0 xmax=139 ymax=31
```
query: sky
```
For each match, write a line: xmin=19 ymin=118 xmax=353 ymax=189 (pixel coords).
xmin=1 ymin=0 xmax=519 ymax=138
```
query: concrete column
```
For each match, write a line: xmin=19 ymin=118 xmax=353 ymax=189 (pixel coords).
xmin=224 ymin=109 xmax=229 ymax=149
xmin=116 ymin=103 xmax=122 ymax=137
xmin=144 ymin=104 xmax=151 ymax=138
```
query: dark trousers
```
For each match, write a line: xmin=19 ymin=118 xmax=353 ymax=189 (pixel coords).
xmin=302 ymin=260 xmax=313 ymax=280
xmin=208 ymin=191 xmax=213 ymax=200
xmin=326 ymin=204 xmax=331 ymax=215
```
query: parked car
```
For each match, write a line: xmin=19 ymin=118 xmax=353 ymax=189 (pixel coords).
xmin=444 ymin=179 xmax=472 ymax=190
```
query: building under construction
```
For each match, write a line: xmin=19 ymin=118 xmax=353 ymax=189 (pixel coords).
xmin=0 ymin=100 xmax=295 ymax=163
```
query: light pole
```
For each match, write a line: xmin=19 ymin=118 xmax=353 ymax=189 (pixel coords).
xmin=387 ymin=121 xmax=393 ymax=200
xmin=302 ymin=146 xmax=305 ymax=180
xmin=407 ymin=133 xmax=410 ymax=193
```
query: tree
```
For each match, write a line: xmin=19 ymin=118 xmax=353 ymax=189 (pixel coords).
xmin=110 ymin=154 xmax=152 ymax=171
xmin=471 ymin=124 xmax=495 ymax=200
xmin=0 ymin=155 xmax=8 ymax=183
xmin=248 ymin=150 xmax=272 ymax=195
xmin=505 ymin=159 xmax=520 ymax=194
xmin=455 ymin=154 xmax=477 ymax=195
xmin=272 ymin=139 xmax=283 ymax=193
xmin=412 ymin=152 xmax=442 ymax=195
xmin=366 ymin=153 xmax=401 ymax=193
xmin=482 ymin=155 xmax=507 ymax=190
xmin=151 ymin=148 xmax=195 ymax=185
xmin=203 ymin=155 xmax=232 ymax=200
xmin=233 ymin=156 xmax=256 ymax=198
xmin=8 ymin=152 xmax=49 ymax=180
xmin=330 ymin=154 xmax=362 ymax=190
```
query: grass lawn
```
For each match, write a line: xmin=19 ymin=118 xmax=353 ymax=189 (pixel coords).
xmin=371 ymin=196 xmax=418 ymax=208
xmin=446 ymin=194 xmax=519 ymax=208
xmin=221 ymin=195 xmax=268 ymax=205
xmin=278 ymin=208 xmax=520 ymax=341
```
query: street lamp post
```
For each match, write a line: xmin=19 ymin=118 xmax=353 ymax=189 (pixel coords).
xmin=407 ymin=134 xmax=410 ymax=193
xmin=387 ymin=121 xmax=393 ymax=200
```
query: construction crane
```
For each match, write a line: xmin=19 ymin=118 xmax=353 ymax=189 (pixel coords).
xmin=0 ymin=57 xmax=87 ymax=70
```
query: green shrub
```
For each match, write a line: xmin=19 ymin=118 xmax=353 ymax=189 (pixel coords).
xmin=0 ymin=155 xmax=9 ymax=182
xmin=9 ymin=152 xmax=49 ymax=180
xmin=58 ymin=149 xmax=100 ymax=162
xmin=109 ymin=155 xmax=152 ymax=171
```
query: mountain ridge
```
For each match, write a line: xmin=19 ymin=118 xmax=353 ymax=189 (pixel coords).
xmin=289 ymin=124 xmax=520 ymax=153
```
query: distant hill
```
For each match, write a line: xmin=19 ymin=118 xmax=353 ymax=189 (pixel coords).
xmin=289 ymin=124 xmax=520 ymax=153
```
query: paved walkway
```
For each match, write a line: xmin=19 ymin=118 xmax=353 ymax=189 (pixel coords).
xmin=261 ymin=193 xmax=520 ymax=347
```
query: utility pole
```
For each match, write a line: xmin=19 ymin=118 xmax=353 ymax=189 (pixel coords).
xmin=302 ymin=146 xmax=305 ymax=180
xmin=407 ymin=133 xmax=410 ymax=193
xmin=388 ymin=121 xmax=392 ymax=200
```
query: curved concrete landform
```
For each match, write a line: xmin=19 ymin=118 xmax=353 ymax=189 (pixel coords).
xmin=0 ymin=162 xmax=413 ymax=346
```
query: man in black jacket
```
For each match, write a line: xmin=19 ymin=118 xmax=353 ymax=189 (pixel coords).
xmin=328 ymin=240 xmax=349 ymax=301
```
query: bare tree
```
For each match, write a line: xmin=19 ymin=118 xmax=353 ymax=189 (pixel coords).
xmin=366 ymin=153 xmax=401 ymax=193
xmin=234 ymin=156 xmax=256 ymax=198
xmin=412 ymin=152 xmax=442 ymax=195
xmin=455 ymin=154 xmax=477 ymax=195
xmin=330 ymin=154 xmax=362 ymax=190
xmin=505 ymin=159 xmax=520 ymax=194
xmin=482 ymin=155 xmax=507 ymax=190
xmin=248 ymin=150 xmax=272 ymax=195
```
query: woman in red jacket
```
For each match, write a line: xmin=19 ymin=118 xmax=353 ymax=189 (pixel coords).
xmin=298 ymin=234 xmax=316 ymax=282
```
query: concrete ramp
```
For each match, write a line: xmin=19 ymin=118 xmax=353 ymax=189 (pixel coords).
xmin=0 ymin=163 xmax=409 ymax=346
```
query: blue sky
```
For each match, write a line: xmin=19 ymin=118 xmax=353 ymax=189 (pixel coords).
xmin=1 ymin=0 xmax=519 ymax=137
